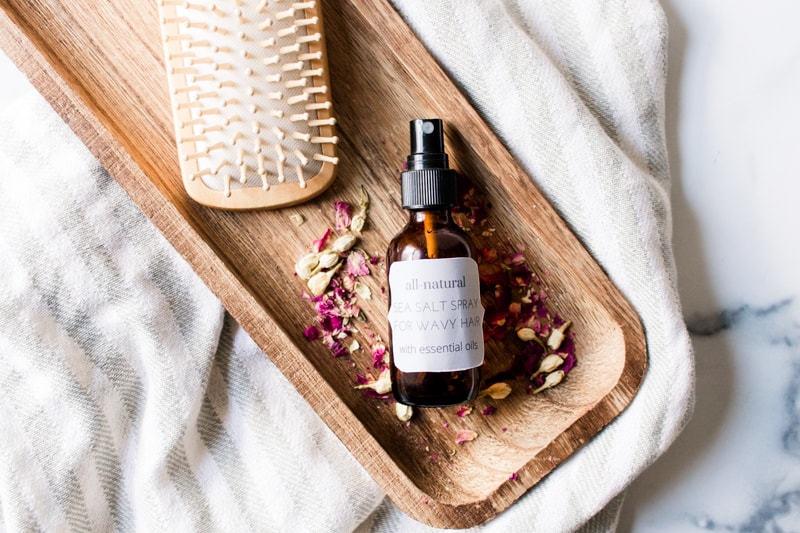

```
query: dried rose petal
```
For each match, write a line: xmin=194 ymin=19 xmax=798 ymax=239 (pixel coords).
xmin=562 ymin=353 xmax=577 ymax=374
xmin=481 ymin=405 xmax=497 ymax=416
xmin=509 ymin=472 xmax=519 ymax=481
xmin=456 ymin=405 xmax=473 ymax=417
xmin=346 ymin=251 xmax=370 ymax=277
xmin=324 ymin=337 xmax=349 ymax=358
xmin=334 ymin=201 xmax=352 ymax=231
xmin=454 ymin=429 xmax=478 ymax=445
xmin=303 ymin=325 xmax=321 ymax=340
xmin=312 ymin=228 xmax=331 ymax=253
xmin=371 ymin=344 xmax=387 ymax=369
xmin=479 ymin=382 xmax=512 ymax=400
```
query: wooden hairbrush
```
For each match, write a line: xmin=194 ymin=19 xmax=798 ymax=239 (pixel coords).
xmin=158 ymin=0 xmax=338 ymax=209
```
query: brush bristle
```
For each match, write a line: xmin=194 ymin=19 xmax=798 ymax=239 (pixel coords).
xmin=159 ymin=0 xmax=338 ymax=209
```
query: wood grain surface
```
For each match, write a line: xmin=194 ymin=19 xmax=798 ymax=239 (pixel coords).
xmin=0 ymin=0 xmax=647 ymax=527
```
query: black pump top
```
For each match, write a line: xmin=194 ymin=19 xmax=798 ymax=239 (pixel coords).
xmin=401 ymin=119 xmax=457 ymax=209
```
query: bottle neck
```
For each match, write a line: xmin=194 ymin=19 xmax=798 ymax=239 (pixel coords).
xmin=407 ymin=208 xmax=452 ymax=226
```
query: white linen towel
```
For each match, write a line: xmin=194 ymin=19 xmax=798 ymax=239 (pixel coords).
xmin=0 ymin=0 xmax=694 ymax=531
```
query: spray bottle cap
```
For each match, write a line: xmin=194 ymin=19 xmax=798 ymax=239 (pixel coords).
xmin=401 ymin=119 xmax=457 ymax=209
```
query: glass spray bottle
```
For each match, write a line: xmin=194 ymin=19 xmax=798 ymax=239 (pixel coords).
xmin=386 ymin=119 xmax=485 ymax=407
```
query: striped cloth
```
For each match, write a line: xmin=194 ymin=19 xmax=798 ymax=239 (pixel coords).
xmin=0 ymin=1 xmax=694 ymax=532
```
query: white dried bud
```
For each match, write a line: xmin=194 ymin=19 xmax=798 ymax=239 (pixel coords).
xmin=531 ymin=354 xmax=564 ymax=379
xmin=516 ymin=328 xmax=537 ymax=342
xmin=350 ymin=213 xmax=366 ymax=234
xmin=332 ymin=233 xmax=357 ymax=253
xmin=547 ymin=321 xmax=572 ymax=350
xmin=354 ymin=281 xmax=372 ymax=300
xmin=395 ymin=402 xmax=413 ymax=422
xmin=354 ymin=368 xmax=392 ymax=395
xmin=350 ymin=185 xmax=369 ymax=234
xmin=295 ymin=252 xmax=319 ymax=280
xmin=289 ymin=213 xmax=304 ymax=226
xmin=317 ymin=250 xmax=340 ymax=269
xmin=532 ymin=370 xmax=565 ymax=394
xmin=307 ymin=266 xmax=338 ymax=296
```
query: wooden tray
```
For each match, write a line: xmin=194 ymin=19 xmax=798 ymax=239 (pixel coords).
xmin=0 ymin=0 xmax=647 ymax=527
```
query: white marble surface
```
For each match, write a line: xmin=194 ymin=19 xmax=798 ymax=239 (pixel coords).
xmin=618 ymin=0 xmax=800 ymax=531
xmin=1 ymin=1 xmax=798 ymax=531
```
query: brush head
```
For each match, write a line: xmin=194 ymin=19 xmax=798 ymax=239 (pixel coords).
xmin=158 ymin=0 xmax=338 ymax=209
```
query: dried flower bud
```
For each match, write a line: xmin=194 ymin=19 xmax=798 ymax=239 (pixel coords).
xmin=348 ymin=340 xmax=360 ymax=353
xmin=455 ymin=429 xmax=478 ymax=445
xmin=531 ymin=354 xmax=564 ymax=379
xmin=332 ymin=233 xmax=357 ymax=253
xmin=395 ymin=402 xmax=413 ymax=422
xmin=516 ymin=327 xmax=537 ymax=342
xmin=479 ymin=382 xmax=512 ymax=400
xmin=547 ymin=320 xmax=572 ymax=350
xmin=350 ymin=213 xmax=366 ymax=234
xmin=295 ymin=252 xmax=320 ymax=280
xmin=354 ymin=368 xmax=392 ymax=395
xmin=350 ymin=186 xmax=369 ymax=235
xmin=532 ymin=370 xmax=565 ymax=394
xmin=317 ymin=250 xmax=340 ymax=269
xmin=307 ymin=266 xmax=339 ymax=296
xmin=354 ymin=281 xmax=371 ymax=300
xmin=289 ymin=213 xmax=305 ymax=226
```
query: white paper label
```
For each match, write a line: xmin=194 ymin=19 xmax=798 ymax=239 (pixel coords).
xmin=388 ymin=257 xmax=485 ymax=372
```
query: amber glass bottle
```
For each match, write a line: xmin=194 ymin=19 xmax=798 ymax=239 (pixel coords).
xmin=387 ymin=119 xmax=485 ymax=407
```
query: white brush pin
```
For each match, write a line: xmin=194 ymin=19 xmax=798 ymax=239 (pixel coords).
xmin=158 ymin=0 xmax=338 ymax=209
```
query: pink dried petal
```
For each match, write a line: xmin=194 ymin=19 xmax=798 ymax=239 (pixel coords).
xmin=456 ymin=405 xmax=473 ymax=417
xmin=334 ymin=201 xmax=352 ymax=231
xmin=371 ymin=344 xmax=387 ymax=368
xmin=323 ymin=337 xmax=348 ymax=357
xmin=318 ymin=314 xmax=344 ymax=333
xmin=312 ymin=228 xmax=332 ymax=253
xmin=486 ymin=310 xmax=508 ymax=327
xmin=562 ymin=353 xmax=577 ymax=374
xmin=480 ymin=248 xmax=498 ymax=263
xmin=346 ymin=251 xmax=370 ymax=277
xmin=455 ymin=429 xmax=478 ymax=445
xmin=509 ymin=472 xmax=519 ymax=481
xmin=479 ymin=263 xmax=505 ymax=285
xmin=303 ymin=325 xmax=321 ymax=340
xmin=481 ymin=405 xmax=497 ymax=416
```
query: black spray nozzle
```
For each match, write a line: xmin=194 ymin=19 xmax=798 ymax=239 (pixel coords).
xmin=401 ymin=118 xmax=457 ymax=209
xmin=407 ymin=119 xmax=449 ymax=171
